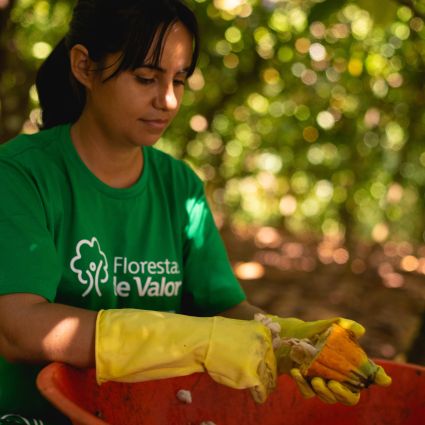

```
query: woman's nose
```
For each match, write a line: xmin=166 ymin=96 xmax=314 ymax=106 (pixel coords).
xmin=154 ymin=83 xmax=178 ymax=111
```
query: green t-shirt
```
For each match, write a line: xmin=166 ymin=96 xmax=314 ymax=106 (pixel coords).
xmin=0 ymin=124 xmax=245 ymax=420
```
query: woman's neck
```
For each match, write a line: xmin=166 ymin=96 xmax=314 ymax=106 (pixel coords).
xmin=70 ymin=116 xmax=144 ymax=189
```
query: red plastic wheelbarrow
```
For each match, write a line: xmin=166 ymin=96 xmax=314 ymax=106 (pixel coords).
xmin=37 ymin=359 xmax=425 ymax=425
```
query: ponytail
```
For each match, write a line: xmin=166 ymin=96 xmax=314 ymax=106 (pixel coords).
xmin=35 ymin=38 xmax=85 ymax=129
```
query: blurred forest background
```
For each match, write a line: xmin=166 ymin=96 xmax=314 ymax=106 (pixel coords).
xmin=1 ymin=0 xmax=425 ymax=363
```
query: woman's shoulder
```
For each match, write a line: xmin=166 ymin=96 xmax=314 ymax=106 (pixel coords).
xmin=0 ymin=125 xmax=69 ymax=189
xmin=0 ymin=125 xmax=65 ymax=162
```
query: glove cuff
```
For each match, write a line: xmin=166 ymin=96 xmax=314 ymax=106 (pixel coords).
xmin=205 ymin=316 xmax=276 ymax=390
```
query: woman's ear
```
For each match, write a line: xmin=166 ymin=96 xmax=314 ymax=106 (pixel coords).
xmin=70 ymin=44 xmax=94 ymax=89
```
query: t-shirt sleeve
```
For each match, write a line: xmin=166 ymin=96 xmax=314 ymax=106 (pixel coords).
xmin=181 ymin=178 xmax=246 ymax=316
xmin=0 ymin=160 xmax=61 ymax=301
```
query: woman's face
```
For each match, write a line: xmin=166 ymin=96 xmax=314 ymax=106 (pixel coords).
xmin=85 ymin=21 xmax=193 ymax=148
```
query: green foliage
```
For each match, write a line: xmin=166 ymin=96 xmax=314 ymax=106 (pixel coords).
xmin=3 ymin=0 xmax=425 ymax=246
xmin=0 ymin=0 xmax=72 ymax=139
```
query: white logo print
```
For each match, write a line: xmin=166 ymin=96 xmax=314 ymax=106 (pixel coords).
xmin=0 ymin=414 xmax=45 ymax=425
xmin=70 ymin=237 xmax=109 ymax=297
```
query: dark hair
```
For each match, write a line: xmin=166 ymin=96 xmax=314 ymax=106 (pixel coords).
xmin=35 ymin=0 xmax=200 ymax=129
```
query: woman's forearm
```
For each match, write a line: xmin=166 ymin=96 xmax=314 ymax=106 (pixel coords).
xmin=0 ymin=293 xmax=96 ymax=367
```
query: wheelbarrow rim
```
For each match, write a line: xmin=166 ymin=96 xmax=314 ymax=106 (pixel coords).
xmin=36 ymin=362 xmax=108 ymax=425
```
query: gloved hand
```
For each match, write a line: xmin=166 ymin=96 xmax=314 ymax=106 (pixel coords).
xmin=255 ymin=314 xmax=391 ymax=406
xmin=96 ymin=309 xmax=276 ymax=403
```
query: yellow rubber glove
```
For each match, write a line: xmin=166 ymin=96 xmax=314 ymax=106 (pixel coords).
xmin=96 ymin=309 xmax=276 ymax=403
xmin=256 ymin=315 xmax=391 ymax=406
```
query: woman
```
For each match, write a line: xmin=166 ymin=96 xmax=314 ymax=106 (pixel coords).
xmin=0 ymin=1 xmax=389 ymax=423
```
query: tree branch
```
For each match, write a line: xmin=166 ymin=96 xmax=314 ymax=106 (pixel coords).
xmin=0 ymin=0 xmax=15 ymax=34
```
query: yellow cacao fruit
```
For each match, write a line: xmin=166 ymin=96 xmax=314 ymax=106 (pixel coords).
xmin=299 ymin=324 xmax=385 ymax=391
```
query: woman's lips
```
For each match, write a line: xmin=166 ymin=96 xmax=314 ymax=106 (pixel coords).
xmin=139 ymin=119 xmax=169 ymax=130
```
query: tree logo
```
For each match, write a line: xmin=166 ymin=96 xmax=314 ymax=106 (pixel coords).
xmin=70 ymin=237 xmax=109 ymax=297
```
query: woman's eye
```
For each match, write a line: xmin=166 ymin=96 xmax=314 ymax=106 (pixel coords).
xmin=174 ymin=80 xmax=186 ymax=87
xmin=135 ymin=76 xmax=154 ymax=85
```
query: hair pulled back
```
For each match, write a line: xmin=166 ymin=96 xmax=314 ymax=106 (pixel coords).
xmin=35 ymin=0 xmax=200 ymax=129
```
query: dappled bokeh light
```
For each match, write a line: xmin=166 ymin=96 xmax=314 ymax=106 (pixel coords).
xmin=163 ymin=0 xmax=425 ymax=257
xmin=229 ymin=221 xmax=425 ymax=297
